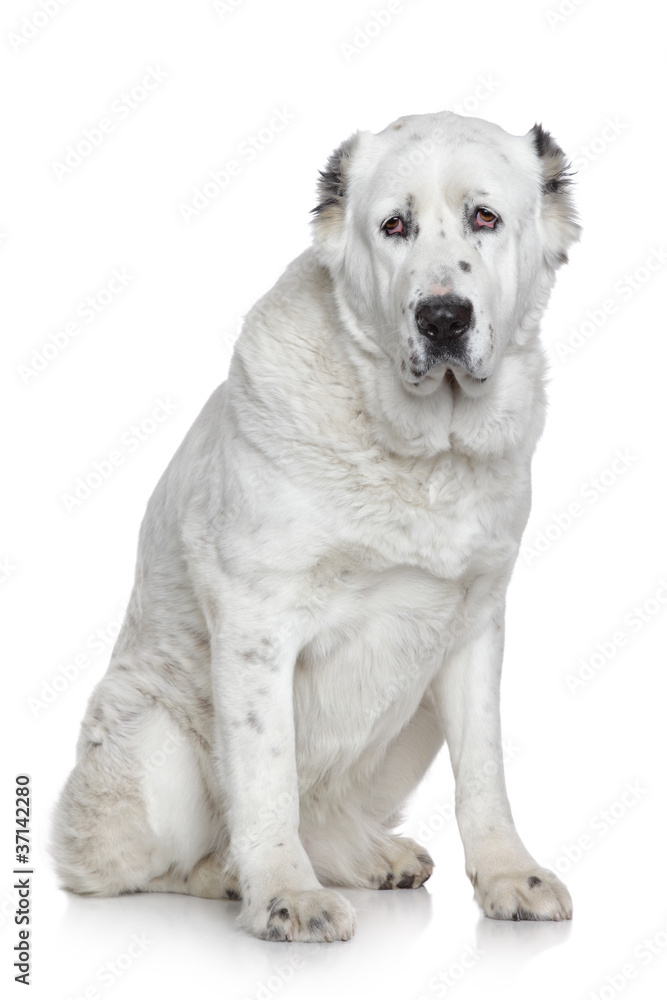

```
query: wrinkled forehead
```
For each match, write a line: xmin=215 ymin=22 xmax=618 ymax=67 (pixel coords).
xmin=352 ymin=112 xmax=540 ymax=216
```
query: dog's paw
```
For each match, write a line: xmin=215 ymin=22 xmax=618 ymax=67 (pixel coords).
xmin=472 ymin=866 xmax=572 ymax=921
xmin=239 ymin=888 xmax=356 ymax=942
xmin=368 ymin=835 xmax=434 ymax=890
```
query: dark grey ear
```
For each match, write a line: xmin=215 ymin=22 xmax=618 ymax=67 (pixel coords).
xmin=312 ymin=133 xmax=360 ymax=217
xmin=530 ymin=123 xmax=572 ymax=194
xmin=529 ymin=123 xmax=581 ymax=267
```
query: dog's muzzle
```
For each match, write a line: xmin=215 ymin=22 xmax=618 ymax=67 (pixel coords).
xmin=415 ymin=294 xmax=473 ymax=351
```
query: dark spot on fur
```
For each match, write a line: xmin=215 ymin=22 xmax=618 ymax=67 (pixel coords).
xmin=379 ymin=874 xmax=394 ymax=889
xmin=246 ymin=711 xmax=264 ymax=733
xmin=242 ymin=649 xmax=270 ymax=664
xmin=512 ymin=911 xmax=520 ymax=921
xmin=263 ymin=926 xmax=286 ymax=941
xmin=397 ymin=876 xmax=414 ymax=889
xmin=416 ymin=854 xmax=433 ymax=867
xmin=226 ymin=888 xmax=241 ymax=901
xmin=458 ymin=260 xmax=471 ymax=272
xmin=439 ymin=230 xmax=446 ymax=238
xmin=268 ymin=898 xmax=290 ymax=921
xmin=527 ymin=876 xmax=542 ymax=889
xmin=308 ymin=916 xmax=327 ymax=933
xmin=246 ymin=710 xmax=264 ymax=733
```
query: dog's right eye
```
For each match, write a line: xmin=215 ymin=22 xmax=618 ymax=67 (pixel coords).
xmin=383 ymin=216 xmax=405 ymax=236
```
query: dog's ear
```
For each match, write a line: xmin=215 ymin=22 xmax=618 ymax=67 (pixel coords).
xmin=529 ymin=124 xmax=581 ymax=269
xmin=311 ymin=132 xmax=362 ymax=269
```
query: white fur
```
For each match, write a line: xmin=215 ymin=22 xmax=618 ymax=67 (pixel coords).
xmin=51 ymin=110 xmax=579 ymax=941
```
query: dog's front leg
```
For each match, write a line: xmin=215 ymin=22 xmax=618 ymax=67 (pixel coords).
xmin=212 ymin=604 xmax=356 ymax=942
xmin=434 ymin=610 xmax=572 ymax=921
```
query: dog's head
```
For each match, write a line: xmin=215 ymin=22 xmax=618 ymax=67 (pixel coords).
xmin=311 ymin=111 xmax=579 ymax=398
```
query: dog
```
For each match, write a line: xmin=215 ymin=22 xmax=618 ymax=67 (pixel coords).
xmin=52 ymin=110 xmax=580 ymax=942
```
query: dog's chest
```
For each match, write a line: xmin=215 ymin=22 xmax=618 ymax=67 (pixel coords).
xmin=311 ymin=447 xmax=527 ymax=581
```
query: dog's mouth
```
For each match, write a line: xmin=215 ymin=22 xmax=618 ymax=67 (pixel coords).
xmin=401 ymin=358 xmax=489 ymax=397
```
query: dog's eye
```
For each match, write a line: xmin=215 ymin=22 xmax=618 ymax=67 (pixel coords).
xmin=383 ymin=216 xmax=405 ymax=236
xmin=475 ymin=208 xmax=497 ymax=229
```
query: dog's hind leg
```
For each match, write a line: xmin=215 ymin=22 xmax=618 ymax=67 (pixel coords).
xmin=51 ymin=690 xmax=231 ymax=899
xmin=147 ymin=854 xmax=241 ymax=900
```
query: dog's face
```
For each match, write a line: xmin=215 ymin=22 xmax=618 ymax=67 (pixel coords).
xmin=312 ymin=111 xmax=579 ymax=398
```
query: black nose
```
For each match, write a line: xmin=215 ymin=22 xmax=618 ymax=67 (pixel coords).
xmin=415 ymin=295 xmax=473 ymax=344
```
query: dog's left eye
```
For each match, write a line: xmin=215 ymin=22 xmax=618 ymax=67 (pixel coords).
xmin=475 ymin=208 xmax=498 ymax=229
xmin=383 ymin=216 xmax=405 ymax=236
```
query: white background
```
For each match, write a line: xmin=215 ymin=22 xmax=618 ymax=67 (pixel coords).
xmin=2 ymin=1 xmax=666 ymax=998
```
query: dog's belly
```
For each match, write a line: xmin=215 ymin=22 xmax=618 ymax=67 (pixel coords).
xmin=292 ymin=564 xmax=478 ymax=791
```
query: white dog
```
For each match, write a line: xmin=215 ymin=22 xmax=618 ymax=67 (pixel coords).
xmin=52 ymin=110 xmax=580 ymax=942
